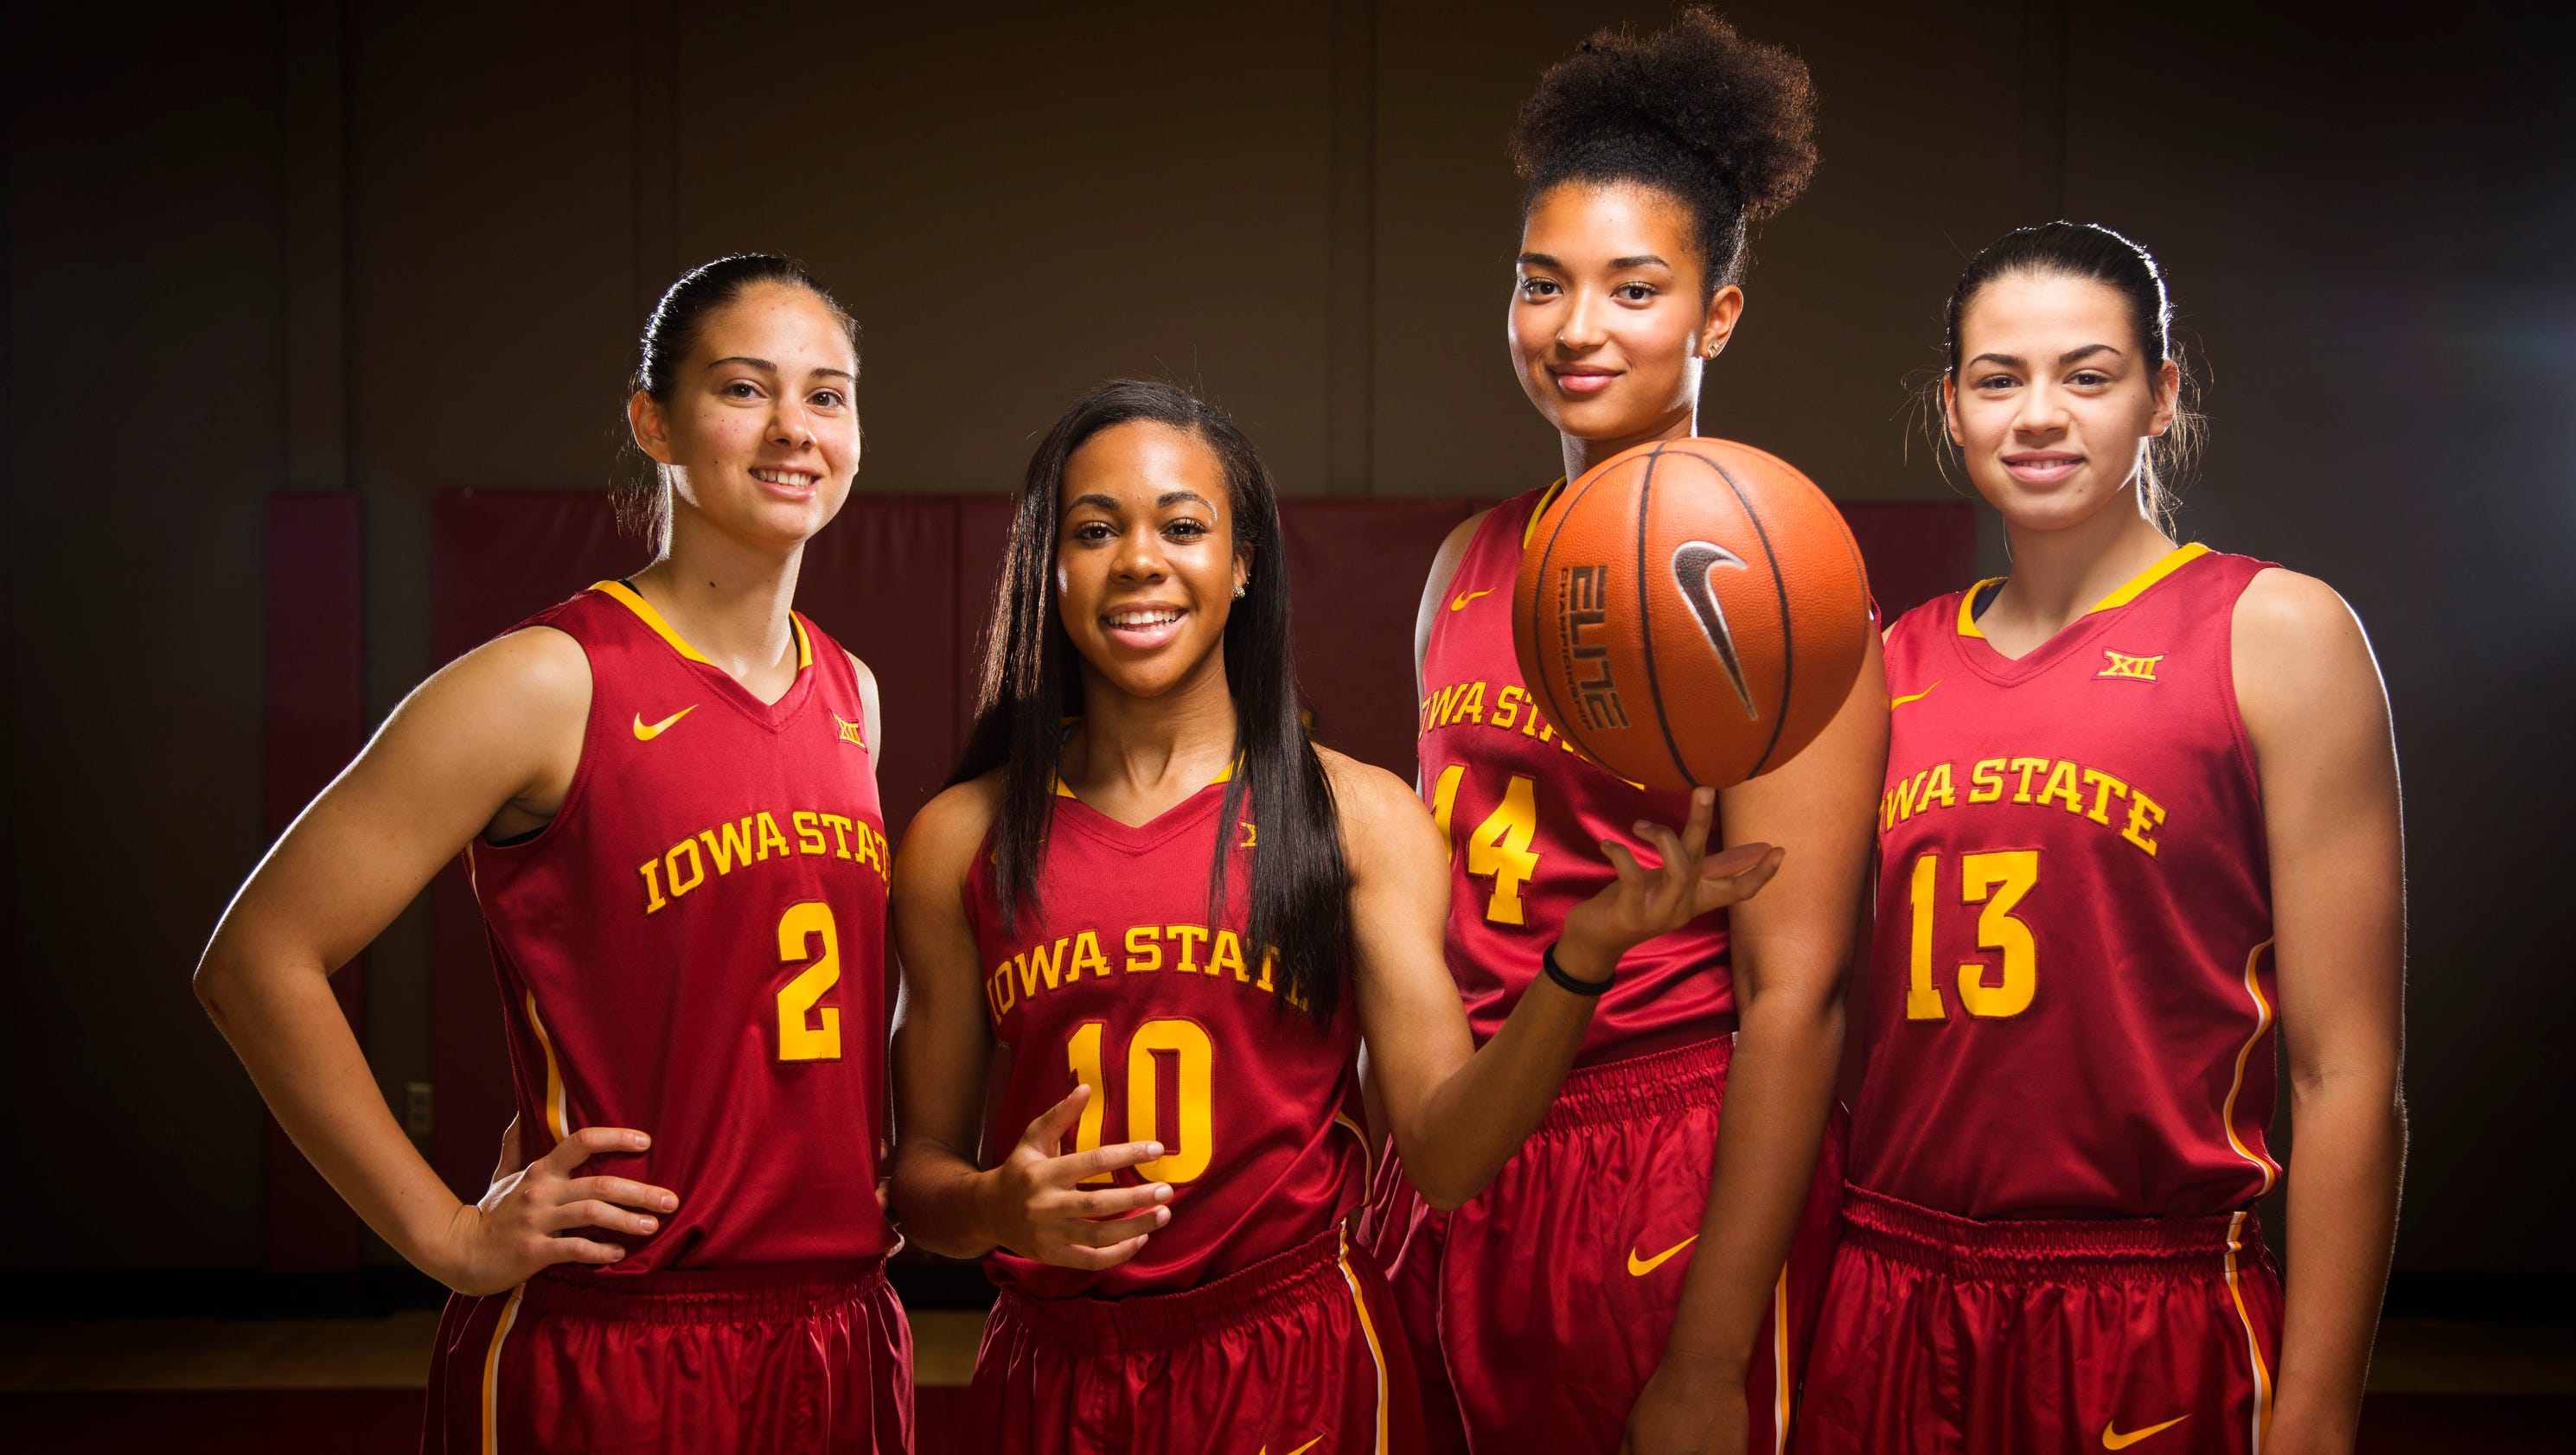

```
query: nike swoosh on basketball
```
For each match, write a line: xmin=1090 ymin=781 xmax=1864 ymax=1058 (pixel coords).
xmin=633 ymin=705 xmax=695 ymax=741
xmin=1449 ymin=589 xmax=1493 ymax=611
xmin=1627 ymin=1235 xmax=1699 ymax=1276
xmin=1889 ymin=681 xmax=1941 ymax=708
xmin=2101 ymin=1414 xmax=2189 ymax=1448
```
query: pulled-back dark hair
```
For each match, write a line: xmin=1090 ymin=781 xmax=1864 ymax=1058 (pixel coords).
xmin=1512 ymin=7 xmax=1817 ymax=298
xmin=1937 ymin=221 xmax=2202 ymax=526
xmin=616 ymin=253 xmax=860 ymax=546
xmin=952 ymin=380 xmax=1352 ymax=1025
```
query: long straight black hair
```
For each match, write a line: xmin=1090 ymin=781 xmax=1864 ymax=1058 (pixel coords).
xmin=950 ymin=380 xmax=1352 ymax=1024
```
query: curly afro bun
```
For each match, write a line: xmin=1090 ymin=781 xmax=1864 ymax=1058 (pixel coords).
xmin=1511 ymin=8 xmax=1817 ymax=294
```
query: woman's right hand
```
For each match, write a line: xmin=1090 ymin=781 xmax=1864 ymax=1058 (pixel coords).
xmin=981 ymin=1084 xmax=1173 ymax=1270
xmin=431 ymin=1124 xmax=679 ymax=1296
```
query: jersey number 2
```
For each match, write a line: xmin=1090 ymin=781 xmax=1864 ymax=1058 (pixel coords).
xmin=777 ymin=901 xmax=842 ymax=1061
xmin=1429 ymin=765 xmax=1542 ymax=924
xmin=1064 ymin=1018 xmax=1213 ymax=1185
xmin=1905 ymin=850 xmax=2040 ymax=1020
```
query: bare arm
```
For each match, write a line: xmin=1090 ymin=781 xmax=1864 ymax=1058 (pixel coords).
xmin=2235 ymin=570 xmax=2406 ymax=1455
xmin=193 ymin=629 xmax=674 ymax=1294
xmin=1341 ymin=755 xmax=1781 ymax=1211
xmin=885 ymin=779 xmax=1170 ymax=1266
xmin=847 ymin=648 xmax=884 ymax=763
xmin=1627 ymin=633 xmax=1888 ymax=1455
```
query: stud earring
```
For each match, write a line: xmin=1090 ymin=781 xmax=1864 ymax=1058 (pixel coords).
xmin=1233 ymin=583 xmax=1247 ymax=598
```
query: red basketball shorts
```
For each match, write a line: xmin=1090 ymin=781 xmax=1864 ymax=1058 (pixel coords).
xmin=966 ymin=1224 xmax=1422 ymax=1455
xmin=421 ymin=1258 xmax=912 ymax=1455
xmin=1793 ymin=1186 xmax=2283 ymax=1455
xmin=1362 ymin=1036 xmax=1846 ymax=1455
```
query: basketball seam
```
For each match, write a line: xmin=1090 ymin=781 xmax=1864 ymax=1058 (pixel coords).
xmin=1714 ymin=457 xmax=1793 ymax=777
xmin=1634 ymin=444 xmax=1697 ymax=788
xmin=1525 ymin=475 xmax=1601 ymax=759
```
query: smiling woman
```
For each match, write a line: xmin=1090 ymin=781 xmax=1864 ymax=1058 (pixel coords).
xmin=192 ymin=253 xmax=914 ymax=1454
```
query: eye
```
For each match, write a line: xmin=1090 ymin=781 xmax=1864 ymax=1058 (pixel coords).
xmin=809 ymin=388 xmax=847 ymax=409
xmin=2068 ymin=371 xmax=2111 ymax=388
xmin=1614 ymin=282 xmax=1656 ymax=303
xmin=721 ymin=380 xmax=762 ymax=399
xmin=1071 ymin=520 xmax=1115 ymax=544
xmin=1164 ymin=518 xmax=1209 ymax=540
xmin=1975 ymin=373 xmax=2017 ymax=391
xmin=1519 ymin=278 xmax=1560 ymax=300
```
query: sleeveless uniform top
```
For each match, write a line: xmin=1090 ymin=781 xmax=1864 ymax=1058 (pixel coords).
xmin=1849 ymin=545 xmax=2282 ymax=1220
xmin=1421 ymin=483 xmax=1735 ymax=1063
xmin=467 ymin=582 xmax=897 ymax=1273
xmin=968 ymin=774 xmax=1371 ymax=1299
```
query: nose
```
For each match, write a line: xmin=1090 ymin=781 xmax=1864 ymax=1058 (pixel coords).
xmin=2011 ymin=381 xmax=2070 ymax=438
xmin=1111 ymin=525 xmax=1167 ymax=584
xmin=770 ymin=396 xmax=817 ymax=450
xmin=1556 ymin=287 xmax=1609 ymax=353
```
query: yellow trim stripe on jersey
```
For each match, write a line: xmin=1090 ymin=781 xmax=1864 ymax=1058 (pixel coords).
xmin=791 ymin=614 xmax=814 ymax=670
xmin=2221 ymin=940 xmax=2284 ymax=1196
xmin=481 ymin=1284 xmax=525 ymax=1455
xmin=591 ymin=580 xmax=715 ymax=665
xmin=1955 ymin=543 xmax=2214 ymax=638
xmin=522 ymin=991 xmax=570 ymax=1143
xmin=1332 ymin=1109 xmax=1376 ymax=1190
xmin=1335 ymin=1228 xmax=1393 ymax=1455
xmin=1770 ymin=1267 xmax=1793 ymax=1454
xmin=2225 ymin=1210 xmax=2275 ymax=1454
xmin=1520 ymin=477 xmax=1569 ymax=548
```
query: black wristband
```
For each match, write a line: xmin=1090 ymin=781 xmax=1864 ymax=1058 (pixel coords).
xmin=1543 ymin=941 xmax=1613 ymax=997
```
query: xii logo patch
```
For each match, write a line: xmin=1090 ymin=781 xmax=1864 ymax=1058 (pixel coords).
xmin=2098 ymin=650 xmax=2165 ymax=682
xmin=834 ymin=712 xmax=867 ymax=746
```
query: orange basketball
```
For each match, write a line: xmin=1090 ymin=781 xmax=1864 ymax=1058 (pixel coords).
xmin=1513 ymin=438 xmax=1871 ymax=792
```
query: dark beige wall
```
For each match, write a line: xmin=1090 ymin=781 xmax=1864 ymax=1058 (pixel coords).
xmin=6 ymin=1 xmax=2570 ymax=1275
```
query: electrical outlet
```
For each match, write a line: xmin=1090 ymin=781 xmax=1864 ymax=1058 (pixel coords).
xmin=405 ymin=1082 xmax=434 ymax=1138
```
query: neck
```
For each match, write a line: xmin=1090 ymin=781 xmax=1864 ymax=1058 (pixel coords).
xmin=1560 ymin=399 xmax=1697 ymax=483
xmin=1991 ymin=487 xmax=2176 ymax=636
xmin=1068 ymin=647 xmax=1240 ymax=797
xmin=630 ymin=510 xmax=807 ymax=682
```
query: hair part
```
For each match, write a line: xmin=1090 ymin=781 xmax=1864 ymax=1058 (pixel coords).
xmin=951 ymin=380 xmax=1353 ymax=1025
xmin=1511 ymin=7 xmax=1817 ymax=301
xmin=1931 ymin=221 xmax=2204 ymax=529
xmin=614 ymin=253 xmax=860 ymax=547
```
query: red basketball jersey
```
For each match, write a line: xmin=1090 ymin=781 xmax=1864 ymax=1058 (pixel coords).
xmin=968 ymin=775 xmax=1371 ymax=1299
xmin=466 ymin=582 xmax=897 ymax=1272
xmin=1422 ymin=484 xmax=1735 ymax=1061
xmin=1849 ymin=545 xmax=2282 ymax=1219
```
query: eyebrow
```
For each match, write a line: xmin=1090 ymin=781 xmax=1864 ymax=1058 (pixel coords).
xmin=1966 ymin=344 xmax=2125 ymax=370
xmin=1069 ymin=489 xmax=1218 ymax=515
xmin=1516 ymin=252 xmax=1671 ymax=271
xmin=704 ymin=355 xmax=855 ymax=382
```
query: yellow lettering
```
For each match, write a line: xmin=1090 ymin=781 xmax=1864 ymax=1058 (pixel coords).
xmin=988 ymin=960 xmax=1016 ymax=1016
xmin=2007 ymin=756 xmax=2050 ymax=803
xmin=665 ymin=839 xmax=705 ymax=897
xmin=755 ymin=811 xmax=791 ymax=861
xmin=2080 ymin=769 xmax=2128 ymax=826
xmin=1015 ymin=952 xmax=1041 ymax=999
xmin=2122 ymin=790 xmax=2167 ymax=856
xmin=1256 ymin=946 xmax=1276 ymax=992
xmin=1969 ymin=757 xmax=2007 ymax=804
xmin=1026 ymin=936 xmax=1071 ymax=991
xmin=1071 ymin=930 xmax=1109 ymax=980
xmin=638 ymin=857 xmax=668 ymax=915
xmin=1492 ymin=685 xmax=1524 ymax=732
xmin=821 ymin=813 xmax=856 ymax=859
xmin=1919 ymin=762 xmax=1957 ymax=811
xmin=793 ymin=810 xmax=828 ymax=855
xmin=1171 ymin=924 xmax=1208 ymax=973
xmin=700 ymin=816 xmax=759 ymax=874
xmin=1212 ymin=929 xmax=1248 ymax=983
xmin=1124 ymin=924 xmax=1163 ymax=973
xmin=2036 ymin=760 xmax=2084 ymax=813
xmin=1453 ymin=680 xmax=1486 ymax=724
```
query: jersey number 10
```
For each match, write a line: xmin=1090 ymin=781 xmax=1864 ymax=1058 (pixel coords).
xmin=1064 ymin=1018 xmax=1215 ymax=1186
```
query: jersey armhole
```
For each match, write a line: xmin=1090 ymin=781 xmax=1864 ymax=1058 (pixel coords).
xmin=2218 ymin=565 xmax=2277 ymax=808
xmin=474 ymin=621 xmax=604 ymax=860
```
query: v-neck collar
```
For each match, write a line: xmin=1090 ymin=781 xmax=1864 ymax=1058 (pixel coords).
xmin=592 ymin=579 xmax=816 ymax=734
xmin=1949 ymin=544 xmax=2210 ymax=683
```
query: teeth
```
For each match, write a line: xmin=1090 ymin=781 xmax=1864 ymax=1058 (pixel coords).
xmin=1110 ymin=610 xmax=1181 ymax=628
xmin=752 ymin=469 xmax=817 ymax=486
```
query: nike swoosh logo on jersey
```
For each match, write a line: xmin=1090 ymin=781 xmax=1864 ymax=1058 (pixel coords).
xmin=1627 ymin=1235 xmax=1699 ymax=1276
xmin=2101 ymin=1415 xmax=2189 ymax=1448
xmin=1889 ymin=681 xmax=1941 ymax=707
xmin=1256 ymin=1439 xmax=1325 ymax=1455
xmin=633 ymin=705 xmax=695 ymax=741
xmin=1449 ymin=589 xmax=1493 ymax=611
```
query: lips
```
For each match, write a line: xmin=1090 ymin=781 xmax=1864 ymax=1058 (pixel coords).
xmin=2002 ymin=453 xmax=2083 ymax=486
xmin=751 ymin=466 xmax=821 ymax=499
xmin=1550 ymin=367 xmax=1618 ymax=398
xmin=1103 ymin=606 xmax=1186 ymax=650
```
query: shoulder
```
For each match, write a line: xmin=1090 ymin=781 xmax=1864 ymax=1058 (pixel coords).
xmin=2230 ymin=567 xmax=2387 ymax=736
xmin=426 ymin=624 xmax=592 ymax=724
xmin=894 ymin=772 xmax=1005 ymax=890
xmin=843 ymin=646 xmax=879 ymax=699
xmin=1316 ymin=747 xmax=1441 ymax=869
xmin=2232 ymin=565 xmax=2364 ymax=646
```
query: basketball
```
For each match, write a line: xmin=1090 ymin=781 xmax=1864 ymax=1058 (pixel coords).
xmin=1512 ymin=437 xmax=1872 ymax=792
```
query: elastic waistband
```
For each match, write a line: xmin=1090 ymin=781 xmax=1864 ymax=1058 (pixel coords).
xmin=991 ymin=1225 xmax=1357 ymax=1356
xmin=1840 ymin=1185 xmax=2270 ymax=1284
xmin=1538 ymin=1033 xmax=1733 ymax=1137
xmin=522 ymin=1256 xmax=888 ymax=1323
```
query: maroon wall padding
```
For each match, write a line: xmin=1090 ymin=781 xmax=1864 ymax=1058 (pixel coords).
xmin=1838 ymin=500 xmax=1983 ymax=625
xmin=261 ymin=492 xmax=367 ymax=1273
xmin=422 ymin=488 xmax=1973 ymax=1196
